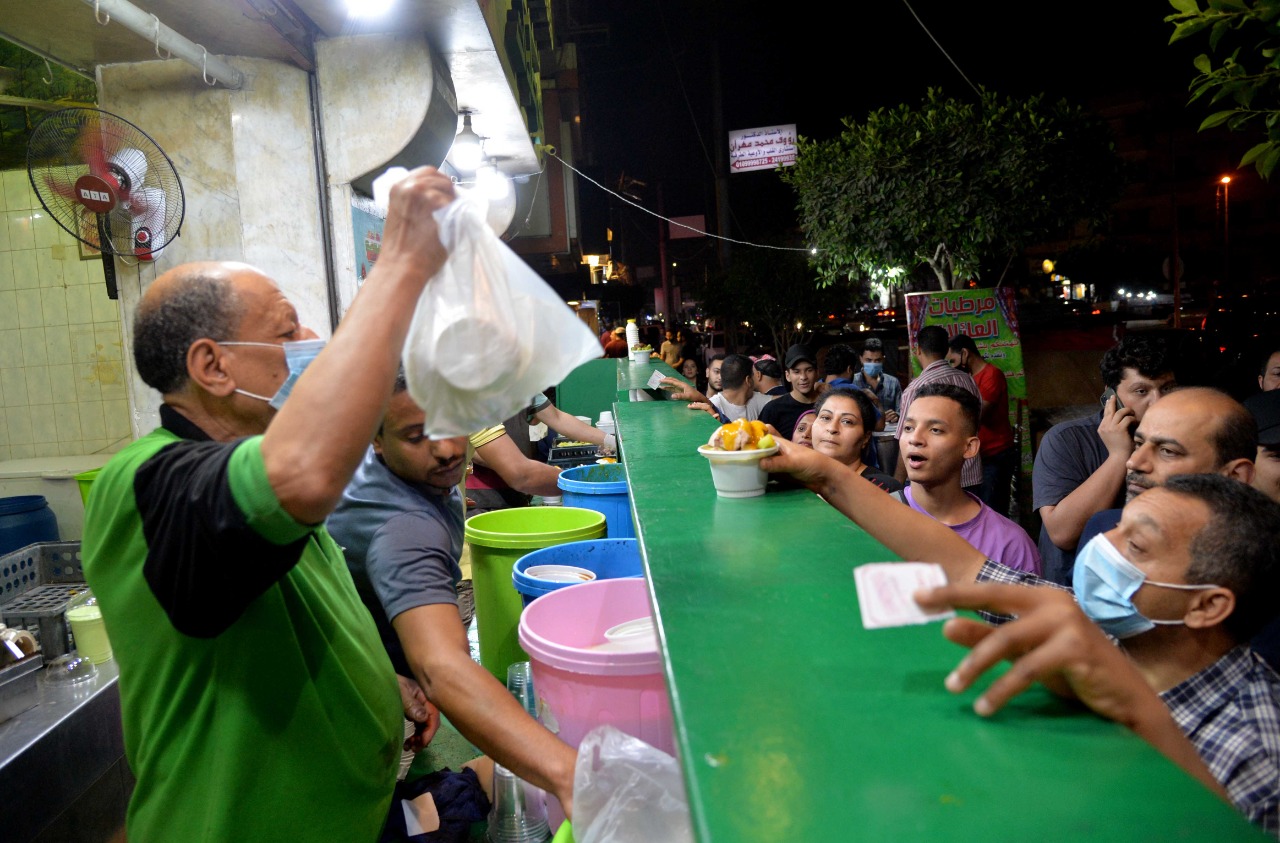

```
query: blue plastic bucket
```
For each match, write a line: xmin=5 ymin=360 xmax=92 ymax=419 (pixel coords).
xmin=557 ymin=463 xmax=635 ymax=539
xmin=0 ymin=496 xmax=59 ymax=557
xmin=513 ymin=538 xmax=644 ymax=607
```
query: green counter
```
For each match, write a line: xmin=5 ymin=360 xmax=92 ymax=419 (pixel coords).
xmin=614 ymin=400 xmax=1264 ymax=842
xmin=615 ymin=357 xmax=688 ymax=403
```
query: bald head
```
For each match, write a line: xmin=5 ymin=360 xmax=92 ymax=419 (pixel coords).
xmin=1125 ymin=386 xmax=1257 ymax=500
xmin=133 ymin=262 xmax=265 ymax=394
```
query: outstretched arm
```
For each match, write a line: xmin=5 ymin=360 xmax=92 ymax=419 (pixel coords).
xmin=264 ymin=168 xmax=455 ymax=523
xmin=395 ymin=605 xmax=577 ymax=817
xmin=760 ymin=433 xmax=987 ymax=583
xmin=474 ymin=434 xmax=562 ymax=497
xmin=913 ymin=582 xmax=1227 ymax=801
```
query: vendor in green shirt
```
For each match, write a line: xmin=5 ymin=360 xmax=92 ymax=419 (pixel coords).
xmin=82 ymin=167 xmax=457 ymax=843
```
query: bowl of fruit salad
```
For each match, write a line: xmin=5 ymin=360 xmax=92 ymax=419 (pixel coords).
xmin=697 ymin=419 xmax=778 ymax=498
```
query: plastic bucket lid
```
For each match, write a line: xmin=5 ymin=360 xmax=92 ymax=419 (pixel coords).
xmin=519 ymin=577 xmax=661 ymax=675
xmin=556 ymin=463 xmax=628 ymax=495
xmin=464 ymin=506 xmax=606 ymax=549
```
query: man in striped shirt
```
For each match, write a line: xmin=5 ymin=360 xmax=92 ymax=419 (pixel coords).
xmin=766 ymin=433 xmax=1280 ymax=837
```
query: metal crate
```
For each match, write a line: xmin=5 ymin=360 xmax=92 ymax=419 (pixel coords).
xmin=0 ymin=542 xmax=85 ymax=659
xmin=548 ymin=440 xmax=604 ymax=469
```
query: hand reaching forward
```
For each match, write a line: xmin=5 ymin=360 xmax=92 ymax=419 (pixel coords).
xmin=913 ymin=582 xmax=1226 ymax=799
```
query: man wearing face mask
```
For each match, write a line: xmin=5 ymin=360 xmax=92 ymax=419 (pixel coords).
xmin=764 ymin=435 xmax=1280 ymax=836
xmin=81 ymin=168 xmax=459 ymax=842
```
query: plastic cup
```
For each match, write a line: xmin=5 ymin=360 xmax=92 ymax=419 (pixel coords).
xmin=487 ymin=763 xmax=550 ymax=843
xmin=507 ymin=661 xmax=538 ymax=719
xmin=524 ymin=564 xmax=596 ymax=584
xmin=66 ymin=602 xmax=112 ymax=664
xmin=697 ymin=443 xmax=779 ymax=498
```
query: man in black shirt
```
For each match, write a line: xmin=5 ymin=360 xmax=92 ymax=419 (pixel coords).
xmin=759 ymin=344 xmax=821 ymax=440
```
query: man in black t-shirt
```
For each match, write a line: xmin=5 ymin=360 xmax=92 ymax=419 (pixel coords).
xmin=759 ymin=344 xmax=821 ymax=440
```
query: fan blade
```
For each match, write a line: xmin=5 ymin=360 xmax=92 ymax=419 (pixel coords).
xmin=41 ymin=174 xmax=78 ymax=201
xmin=76 ymin=117 xmax=117 ymax=188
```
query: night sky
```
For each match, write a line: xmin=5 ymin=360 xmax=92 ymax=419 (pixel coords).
xmin=572 ymin=1 xmax=1206 ymax=265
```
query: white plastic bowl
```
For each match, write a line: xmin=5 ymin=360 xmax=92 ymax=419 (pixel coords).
xmin=697 ymin=443 xmax=779 ymax=498
xmin=630 ymin=348 xmax=652 ymax=364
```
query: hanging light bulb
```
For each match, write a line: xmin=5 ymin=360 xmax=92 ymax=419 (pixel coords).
xmin=475 ymin=159 xmax=511 ymax=202
xmin=450 ymin=110 xmax=484 ymax=173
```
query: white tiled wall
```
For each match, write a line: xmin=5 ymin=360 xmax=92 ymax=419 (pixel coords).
xmin=0 ymin=169 xmax=132 ymax=460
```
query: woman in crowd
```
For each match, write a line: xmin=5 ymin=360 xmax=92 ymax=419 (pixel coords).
xmin=791 ymin=408 xmax=817 ymax=449
xmin=810 ymin=388 xmax=902 ymax=492
xmin=681 ymin=357 xmax=707 ymax=394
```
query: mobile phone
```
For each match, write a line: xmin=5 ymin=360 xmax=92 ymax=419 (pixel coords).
xmin=1100 ymin=387 xmax=1124 ymax=410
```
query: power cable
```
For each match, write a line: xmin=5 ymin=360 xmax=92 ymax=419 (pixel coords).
xmin=548 ymin=151 xmax=813 ymax=253
xmin=899 ymin=0 xmax=981 ymax=97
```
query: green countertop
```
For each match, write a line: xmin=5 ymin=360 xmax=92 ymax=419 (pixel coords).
xmin=616 ymin=357 xmax=688 ymax=401
xmin=614 ymin=399 xmax=1264 ymax=842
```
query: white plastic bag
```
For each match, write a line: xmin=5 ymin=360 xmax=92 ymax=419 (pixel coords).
xmin=403 ymin=191 xmax=602 ymax=438
xmin=572 ymin=725 xmax=694 ymax=843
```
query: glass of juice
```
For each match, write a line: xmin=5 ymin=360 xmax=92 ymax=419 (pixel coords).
xmin=66 ymin=589 xmax=113 ymax=664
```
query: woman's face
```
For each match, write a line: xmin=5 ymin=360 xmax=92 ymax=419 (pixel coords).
xmin=812 ymin=396 xmax=870 ymax=465
xmin=792 ymin=413 xmax=816 ymax=448
xmin=681 ymin=358 xmax=699 ymax=379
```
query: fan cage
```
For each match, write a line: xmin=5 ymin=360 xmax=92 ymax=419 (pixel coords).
xmin=26 ymin=108 xmax=185 ymax=258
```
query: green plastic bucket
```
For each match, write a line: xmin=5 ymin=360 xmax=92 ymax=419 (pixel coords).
xmin=75 ymin=469 xmax=101 ymax=507
xmin=464 ymin=506 xmax=605 ymax=680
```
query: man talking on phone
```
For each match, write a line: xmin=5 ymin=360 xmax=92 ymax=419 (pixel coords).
xmin=1032 ymin=335 xmax=1177 ymax=585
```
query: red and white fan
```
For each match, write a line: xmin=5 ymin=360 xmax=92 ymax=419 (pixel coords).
xmin=26 ymin=107 xmax=185 ymax=263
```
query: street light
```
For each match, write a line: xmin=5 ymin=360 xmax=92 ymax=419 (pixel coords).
xmin=1218 ymin=175 xmax=1232 ymax=287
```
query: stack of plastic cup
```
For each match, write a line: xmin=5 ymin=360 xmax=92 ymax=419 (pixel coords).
xmin=507 ymin=661 xmax=538 ymax=718
xmin=487 ymin=764 xmax=550 ymax=842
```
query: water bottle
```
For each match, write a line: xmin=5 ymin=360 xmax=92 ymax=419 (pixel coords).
xmin=625 ymin=319 xmax=640 ymax=351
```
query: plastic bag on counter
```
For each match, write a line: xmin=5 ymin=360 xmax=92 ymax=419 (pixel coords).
xmin=403 ymin=191 xmax=602 ymax=438
xmin=572 ymin=725 xmax=694 ymax=843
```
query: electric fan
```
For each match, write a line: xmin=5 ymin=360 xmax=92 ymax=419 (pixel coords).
xmin=26 ymin=108 xmax=185 ymax=294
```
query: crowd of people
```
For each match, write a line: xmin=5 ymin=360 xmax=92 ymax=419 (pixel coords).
xmin=75 ymin=165 xmax=1280 ymax=840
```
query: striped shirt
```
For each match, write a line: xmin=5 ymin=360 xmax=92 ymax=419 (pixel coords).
xmin=976 ymin=560 xmax=1280 ymax=836
xmin=896 ymin=359 xmax=983 ymax=487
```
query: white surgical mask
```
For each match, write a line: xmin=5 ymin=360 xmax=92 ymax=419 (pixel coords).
xmin=219 ymin=339 xmax=326 ymax=410
xmin=1072 ymin=533 xmax=1219 ymax=639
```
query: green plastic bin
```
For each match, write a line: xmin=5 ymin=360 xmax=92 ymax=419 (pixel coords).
xmin=464 ymin=506 xmax=605 ymax=680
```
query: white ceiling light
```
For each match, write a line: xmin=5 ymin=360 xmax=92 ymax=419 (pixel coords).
xmin=345 ymin=0 xmax=394 ymax=18
xmin=450 ymin=110 xmax=484 ymax=173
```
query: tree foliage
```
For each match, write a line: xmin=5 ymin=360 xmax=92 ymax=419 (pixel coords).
xmin=1166 ymin=0 xmax=1280 ymax=179
xmin=779 ymin=87 xmax=1124 ymax=291
xmin=699 ymin=247 xmax=845 ymax=356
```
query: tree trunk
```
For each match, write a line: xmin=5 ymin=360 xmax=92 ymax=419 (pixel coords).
xmin=928 ymin=243 xmax=955 ymax=290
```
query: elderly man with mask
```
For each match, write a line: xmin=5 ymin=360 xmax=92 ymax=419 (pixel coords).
xmin=82 ymin=168 xmax=459 ymax=842
xmin=764 ymin=436 xmax=1280 ymax=836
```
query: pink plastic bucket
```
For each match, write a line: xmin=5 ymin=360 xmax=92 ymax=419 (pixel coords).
xmin=518 ymin=577 xmax=675 ymax=829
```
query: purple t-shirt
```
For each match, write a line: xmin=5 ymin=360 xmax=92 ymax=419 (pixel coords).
xmin=903 ymin=487 xmax=1041 ymax=575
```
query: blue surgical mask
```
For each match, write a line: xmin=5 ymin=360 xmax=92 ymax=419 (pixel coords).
xmin=1072 ymin=533 xmax=1219 ymax=639
xmin=220 ymin=338 xmax=326 ymax=410
xmin=862 ymin=362 xmax=883 ymax=378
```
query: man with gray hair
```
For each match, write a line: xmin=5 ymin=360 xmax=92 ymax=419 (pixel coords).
xmin=82 ymin=168 xmax=460 ymax=841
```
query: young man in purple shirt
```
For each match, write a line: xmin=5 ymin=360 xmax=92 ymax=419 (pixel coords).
xmin=897 ymin=382 xmax=1040 ymax=574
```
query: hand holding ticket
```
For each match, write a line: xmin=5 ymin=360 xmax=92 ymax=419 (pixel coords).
xmin=854 ymin=562 xmax=955 ymax=629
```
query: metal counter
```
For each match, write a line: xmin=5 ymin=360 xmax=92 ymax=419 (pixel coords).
xmin=0 ymin=660 xmax=131 ymax=843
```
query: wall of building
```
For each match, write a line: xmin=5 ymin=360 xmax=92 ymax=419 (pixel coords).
xmin=95 ymin=57 xmax=329 ymax=436
xmin=0 ymin=169 xmax=131 ymax=460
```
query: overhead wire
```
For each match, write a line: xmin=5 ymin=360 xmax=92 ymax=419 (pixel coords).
xmin=899 ymin=0 xmax=981 ymax=97
xmin=548 ymin=151 xmax=813 ymax=253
